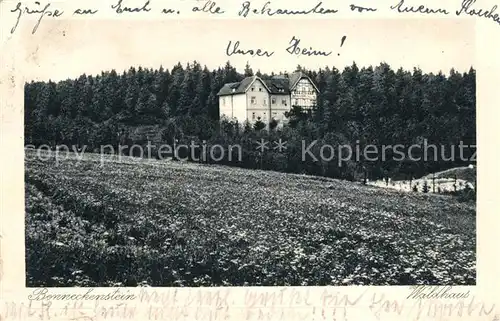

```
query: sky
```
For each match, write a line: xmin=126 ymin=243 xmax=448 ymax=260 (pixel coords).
xmin=19 ymin=18 xmax=475 ymax=81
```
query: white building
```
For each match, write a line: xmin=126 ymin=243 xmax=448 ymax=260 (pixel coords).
xmin=217 ymin=72 xmax=319 ymax=127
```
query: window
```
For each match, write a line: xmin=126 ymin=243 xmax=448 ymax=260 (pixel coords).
xmin=263 ymin=99 xmax=267 ymax=105
xmin=272 ymin=112 xmax=277 ymax=118
xmin=252 ymin=112 xmax=256 ymax=120
xmin=271 ymin=98 xmax=276 ymax=104
xmin=263 ymin=112 xmax=267 ymax=118
xmin=294 ymin=99 xmax=299 ymax=105
xmin=251 ymin=96 xmax=256 ymax=104
xmin=259 ymin=88 xmax=262 ymax=92
xmin=251 ymin=87 xmax=254 ymax=91
xmin=222 ymin=98 xmax=225 ymax=105
xmin=282 ymin=99 xmax=287 ymax=106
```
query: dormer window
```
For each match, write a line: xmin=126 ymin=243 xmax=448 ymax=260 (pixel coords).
xmin=251 ymin=87 xmax=254 ymax=91
xmin=259 ymin=88 xmax=262 ymax=92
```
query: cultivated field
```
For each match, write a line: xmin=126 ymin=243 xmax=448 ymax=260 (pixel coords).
xmin=25 ymin=150 xmax=476 ymax=286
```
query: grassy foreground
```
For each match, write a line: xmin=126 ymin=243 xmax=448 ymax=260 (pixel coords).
xmin=25 ymin=150 xmax=476 ymax=286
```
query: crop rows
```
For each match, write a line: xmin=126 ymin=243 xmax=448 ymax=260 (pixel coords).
xmin=25 ymin=151 xmax=476 ymax=286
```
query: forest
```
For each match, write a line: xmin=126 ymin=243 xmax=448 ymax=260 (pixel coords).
xmin=24 ymin=61 xmax=476 ymax=181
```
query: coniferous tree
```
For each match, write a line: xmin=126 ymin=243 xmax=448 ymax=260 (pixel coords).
xmin=23 ymin=61 xmax=476 ymax=182
xmin=244 ymin=62 xmax=254 ymax=77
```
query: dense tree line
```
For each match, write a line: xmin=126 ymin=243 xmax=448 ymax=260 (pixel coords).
xmin=24 ymin=61 xmax=476 ymax=181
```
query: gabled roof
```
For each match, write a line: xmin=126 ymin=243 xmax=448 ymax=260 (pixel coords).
xmin=263 ymin=78 xmax=291 ymax=95
xmin=217 ymin=76 xmax=272 ymax=96
xmin=217 ymin=77 xmax=253 ymax=96
xmin=288 ymin=72 xmax=320 ymax=93
xmin=217 ymin=72 xmax=319 ymax=96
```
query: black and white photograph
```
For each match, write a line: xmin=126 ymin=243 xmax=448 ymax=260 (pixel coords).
xmin=23 ymin=18 xmax=476 ymax=288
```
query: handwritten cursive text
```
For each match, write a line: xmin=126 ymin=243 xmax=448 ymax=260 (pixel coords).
xmin=456 ymin=0 xmax=500 ymax=26
xmin=390 ymin=0 xmax=449 ymax=15
xmin=350 ymin=4 xmax=377 ymax=12
xmin=10 ymin=1 xmax=64 ymax=34
xmin=286 ymin=36 xmax=332 ymax=57
xmin=239 ymin=1 xmax=338 ymax=17
xmin=192 ymin=0 xmax=225 ymax=14
xmin=225 ymin=40 xmax=275 ymax=57
xmin=111 ymin=0 xmax=151 ymax=14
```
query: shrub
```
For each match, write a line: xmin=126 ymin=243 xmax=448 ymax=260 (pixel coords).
xmin=254 ymin=119 xmax=266 ymax=131
xmin=422 ymin=181 xmax=430 ymax=193
xmin=456 ymin=185 xmax=476 ymax=203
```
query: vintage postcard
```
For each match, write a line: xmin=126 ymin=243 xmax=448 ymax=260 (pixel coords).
xmin=1 ymin=0 xmax=499 ymax=320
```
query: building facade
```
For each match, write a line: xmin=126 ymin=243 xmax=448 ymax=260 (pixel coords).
xmin=217 ymin=72 xmax=319 ymax=127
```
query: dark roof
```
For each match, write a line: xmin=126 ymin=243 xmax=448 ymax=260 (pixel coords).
xmin=217 ymin=77 xmax=256 ymax=96
xmin=263 ymin=78 xmax=290 ymax=94
xmin=217 ymin=72 xmax=318 ymax=96
xmin=288 ymin=71 xmax=320 ymax=92
xmin=288 ymin=72 xmax=303 ymax=90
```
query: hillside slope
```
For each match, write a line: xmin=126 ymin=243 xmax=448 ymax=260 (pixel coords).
xmin=25 ymin=151 xmax=476 ymax=286
xmin=368 ymin=166 xmax=476 ymax=193
xmin=423 ymin=166 xmax=476 ymax=182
